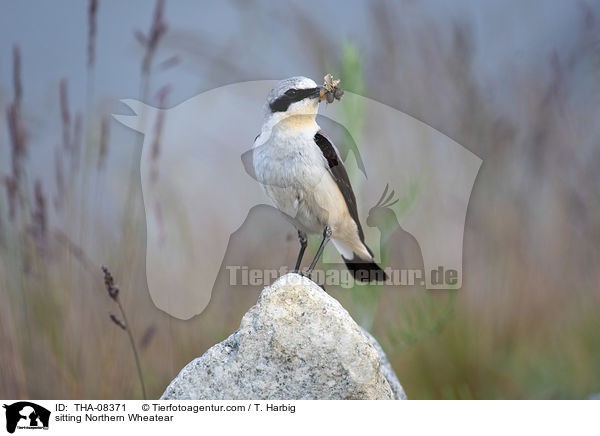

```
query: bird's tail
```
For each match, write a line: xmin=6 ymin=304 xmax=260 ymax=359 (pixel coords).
xmin=342 ymin=256 xmax=387 ymax=282
xmin=331 ymin=239 xmax=387 ymax=282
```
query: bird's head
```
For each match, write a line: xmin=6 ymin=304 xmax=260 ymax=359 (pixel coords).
xmin=264 ymin=76 xmax=326 ymax=123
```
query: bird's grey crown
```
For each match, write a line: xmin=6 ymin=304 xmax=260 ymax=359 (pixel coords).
xmin=266 ymin=76 xmax=318 ymax=105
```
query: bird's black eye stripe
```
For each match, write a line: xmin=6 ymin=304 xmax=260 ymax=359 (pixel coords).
xmin=270 ymin=87 xmax=321 ymax=113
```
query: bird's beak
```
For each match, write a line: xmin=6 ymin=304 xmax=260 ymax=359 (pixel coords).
xmin=318 ymin=87 xmax=327 ymax=102
xmin=308 ymin=87 xmax=326 ymax=101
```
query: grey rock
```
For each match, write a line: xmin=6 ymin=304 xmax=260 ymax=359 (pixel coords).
xmin=360 ymin=328 xmax=407 ymax=400
xmin=161 ymin=273 xmax=405 ymax=400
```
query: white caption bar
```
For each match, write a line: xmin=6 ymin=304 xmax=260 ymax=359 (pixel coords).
xmin=0 ymin=400 xmax=596 ymax=435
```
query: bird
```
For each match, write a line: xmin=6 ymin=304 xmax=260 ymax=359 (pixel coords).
xmin=251 ymin=76 xmax=386 ymax=282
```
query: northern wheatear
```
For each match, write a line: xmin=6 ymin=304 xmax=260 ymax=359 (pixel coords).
xmin=251 ymin=76 xmax=386 ymax=282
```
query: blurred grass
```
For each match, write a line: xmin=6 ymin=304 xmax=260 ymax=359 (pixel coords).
xmin=1 ymin=0 xmax=600 ymax=400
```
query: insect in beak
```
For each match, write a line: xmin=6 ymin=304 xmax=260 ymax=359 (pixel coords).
xmin=319 ymin=87 xmax=327 ymax=102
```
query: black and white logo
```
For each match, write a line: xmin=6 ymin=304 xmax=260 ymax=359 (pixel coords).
xmin=3 ymin=402 xmax=50 ymax=434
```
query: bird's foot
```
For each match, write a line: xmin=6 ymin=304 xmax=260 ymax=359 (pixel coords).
xmin=299 ymin=268 xmax=312 ymax=279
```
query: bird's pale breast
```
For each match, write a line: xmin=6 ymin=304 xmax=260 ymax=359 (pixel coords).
xmin=253 ymin=125 xmax=349 ymax=235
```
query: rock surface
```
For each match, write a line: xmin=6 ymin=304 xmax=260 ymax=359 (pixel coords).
xmin=161 ymin=273 xmax=406 ymax=400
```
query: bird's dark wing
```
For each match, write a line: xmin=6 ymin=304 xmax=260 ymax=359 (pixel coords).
xmin=314 ymin=131 xmax=366 ymax=244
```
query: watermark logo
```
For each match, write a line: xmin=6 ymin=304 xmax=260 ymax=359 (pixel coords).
xmin=226 ymin=266 xmax=457 ymax=289
xmin=3 ymin=402 xmax=50 ymax=433
xmin=114 ymin=80 xmax=481 ymax=319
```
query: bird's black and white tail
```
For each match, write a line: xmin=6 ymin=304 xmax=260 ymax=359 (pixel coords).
xmin=331 ymin=239 xmax=387 ymax=282
xmin=342 ymin=255 xmax=387 ymax=282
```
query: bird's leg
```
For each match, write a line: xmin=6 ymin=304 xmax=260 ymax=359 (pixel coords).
xmin=294 ymin=230 xmax=308 ymax=273
xmin=305 ymin=226 xmax=332 ymax=276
